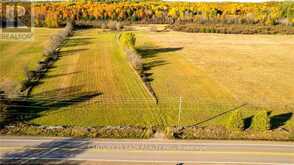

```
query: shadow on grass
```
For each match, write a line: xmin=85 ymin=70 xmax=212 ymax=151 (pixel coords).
xmin=0 ymin=138 xmax=90 ymax=164
xmin=135 ymin=47 xmax=172 ymax=83
xmin=244 ymin=115 xmax=253 ymax=130
xmin=143 ymin=60 xmax=168 ymax=82
xmin=64 ymin=37 xmax=94 ymax=47
xmin=137 ymin=47 xmax=183 ymax=59
xmin=135 ymin=47 xmax=174 ymax=104
xmin=243 ymin=112 xmax=293 ymax=130
xmin=270 ymin=112 xmax=293 ymax=129
xmin=59 ymin=48 xmax=89 ymax=57
xmin=136 ymin=46 xmax=182 ymax=83
xmin=6 ymin=85 xmax=102 ymax=124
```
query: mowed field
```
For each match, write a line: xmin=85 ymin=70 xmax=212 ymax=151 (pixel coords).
xmin=0 ymin=28 xmax=61 ymax=90
xmin=136 ymin=30 xmax=294 ymax=106
xmin=1 ymin=27 xmax=294 ymax=128
xmin=30 ymin=29 xmax=162 ymax=126
xmin=135 ymin=27 xmax=294 ymax=127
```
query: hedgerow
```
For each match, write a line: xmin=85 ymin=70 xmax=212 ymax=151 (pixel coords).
xmin=166 ymin=125 xmax=290 ymax=140
xmin=0 ymin=123 xmax=155 ymax=139
xmin=118 ymin=32 xmax=158 ymax=103
xmin=20 ymin=22 xmax=74 ymax=95
xmin=170 ymin=23 xmax=294 ymax=34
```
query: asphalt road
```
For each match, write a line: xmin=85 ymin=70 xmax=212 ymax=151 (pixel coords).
xmin=0 ymin=136 xmax=294 ymax=165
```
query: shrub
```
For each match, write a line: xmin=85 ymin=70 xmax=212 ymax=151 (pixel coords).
xmin=24 ymin=66 xmax=35 ymax=81
xmin=119 ymin=32 xmax=136 ymax=48
xmin=119 ymin=33 xmax=141 ymax=71
xmin=164 ymin=127 xmax=174 ymax=138
xmin=43 ymin=47 xmax=54 ymax=57
xmin=171 ymin=126 xmax=230 ymax=139
xmin=101 ymin=22 xmax=107 ymax=29
xmin=0 ymin=90 xmax=8 ymax=125
xmin=125 ymin=49 xmax=143 ymax=71
xmin=20 ymin=66 xmax=35 ymax=92
xmin=119 ymin=33 xmax=140 ymax=71
xmin=251 ymin=111 xmax=270 ymax=131
xmin=64 ymin=21 xmax=74 ymax=37
xmin=227 ymin=110 xmax=244 ymax=131
xmin=104 ymin=21 xmax=124 ymax=31
xmin=200 ymin=27 xmax=205 ymax=33
xmin=115 ymin=22 xmax=123 ymax=31
xmin=107 ymin=21 xmax=117 ymax=30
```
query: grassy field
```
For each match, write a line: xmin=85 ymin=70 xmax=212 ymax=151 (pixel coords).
xmin=135 ymin=26 xmax=294 ymax=128
xmin=0 ymin=28 xmax=61 ymax=94
xmin=136 ymin=30 xmax=294 ymax=106
xmin=29 ymin=29 xmax=161 ymax=126
xmin=3 ymin=27 xmax=293 ymax=129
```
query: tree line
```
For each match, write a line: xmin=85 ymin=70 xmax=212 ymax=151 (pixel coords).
xmin=31 ymin=1 xmax=294 ymax=28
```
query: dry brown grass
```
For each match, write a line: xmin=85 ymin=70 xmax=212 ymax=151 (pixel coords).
xmin=136 ymin=29 xmax=294 ymax=106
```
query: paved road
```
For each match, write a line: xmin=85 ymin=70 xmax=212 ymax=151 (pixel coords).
xmin=0 ymin=136 xmax=294 ymax=165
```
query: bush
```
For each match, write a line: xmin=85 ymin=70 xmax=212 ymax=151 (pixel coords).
xmin=115 ymin=22 xmax=123 ymax=31
xmin=171 ymin=126 xmax=230 ymax=139
xmin=24 ymin=66 xmax=35 ymax=81
xmin=101 ymin=22 xmax=107 ymax=29
xmin=107 ymin=21 xmax=117 ymax=30
xmin=0 ymin=90 xmax=8 ymax=125
xmin=119 ymin=33 xmax=141 ymax=71
xmin=20 ymin=66 xmax=35 ymax=92
xmin=119 ymin=32 xmax=136 ymax=48
xmin=251 ymin=111 xmax=270 ymax=131
xmin=227 ymin=110 xmax=244 ymax=131
xmin=64 ymin=21 xmax=74 ymax=37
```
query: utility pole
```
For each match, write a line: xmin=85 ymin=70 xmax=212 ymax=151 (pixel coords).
xmin=177 ymin=96 xmax=182 ymax=127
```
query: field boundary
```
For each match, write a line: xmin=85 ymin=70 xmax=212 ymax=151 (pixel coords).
xmin=115 ymin=33 xmax=158 ymax=104
xmin=1 ymin=123 xmax=293 ymax=141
